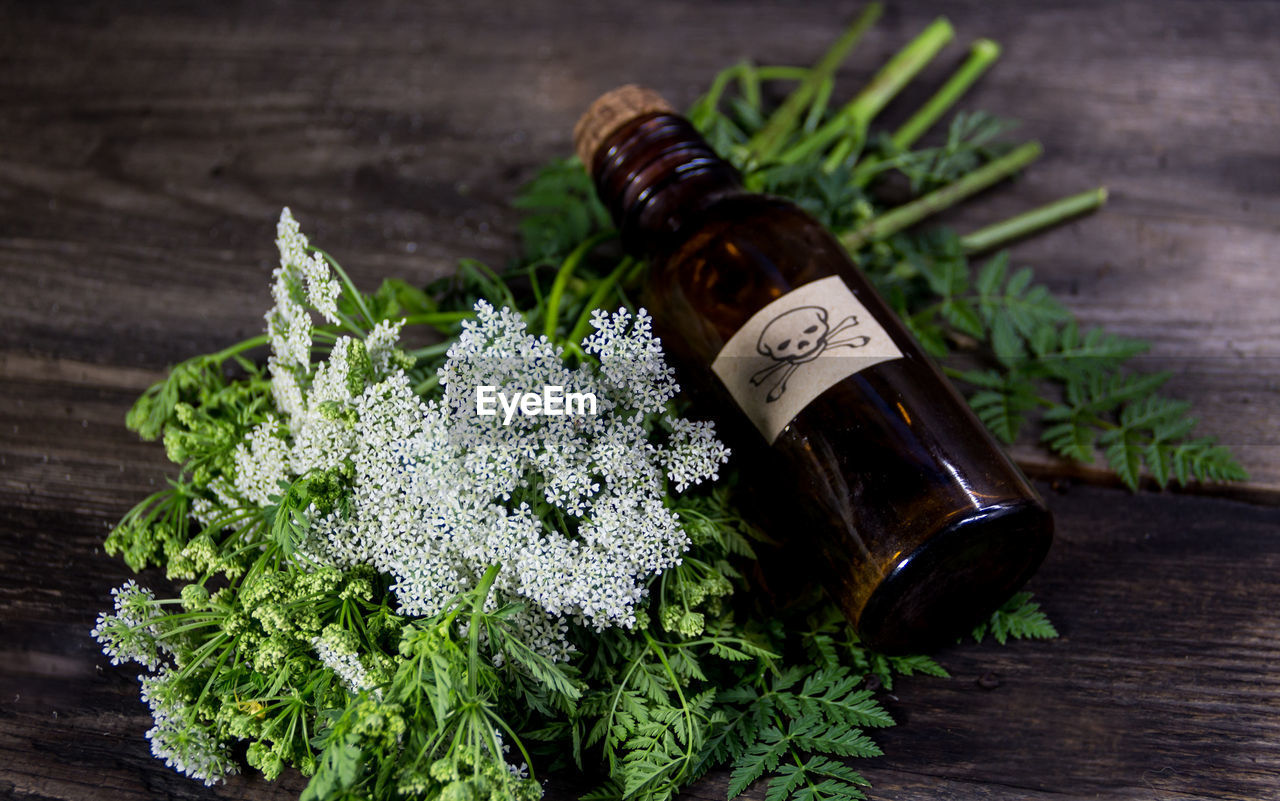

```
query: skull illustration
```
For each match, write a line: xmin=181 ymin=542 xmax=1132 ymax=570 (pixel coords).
xmin=750 ymin=304 xmax=870 ymax=403
xmin=756 ymin=306 xmax=829 ymax=364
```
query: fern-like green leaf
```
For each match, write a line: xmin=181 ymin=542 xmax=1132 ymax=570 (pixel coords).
xmin=1041 ymin=412 xmax=1098 ymax=462
xmin=885 ymin=653 xmax=949 ymax=680
xmin=767 ymin=756 xmax=871 ymax=801
xmin=1034 ymin=323 xmax=1149 ymax=380
xmin=973 ymin=593 xmax=1058 ymax=643
xmin=783 ymin=668 xmax=895 ymax=729
xmin=962 ymin=370 xmax=1039 ymax=443
xmin=729 ymin=727 xmax=790 ymax=797
xmin=1170 ymin=438 xmax=1250 ymax=485
xmin=786 ymin=718 xmax=882 ymax=759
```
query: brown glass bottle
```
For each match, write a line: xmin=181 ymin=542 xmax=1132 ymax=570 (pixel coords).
xmin=576 ymin=87 xmax=1053 ymax=652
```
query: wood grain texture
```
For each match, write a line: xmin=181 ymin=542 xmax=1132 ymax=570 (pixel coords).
xmin=2 ymin=1 xmax=1279 ymax=800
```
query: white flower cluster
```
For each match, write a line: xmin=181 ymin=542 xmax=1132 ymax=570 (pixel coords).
xmin=140 ymin=670 xmax=239 ymax=786
xmin=581 ymin=307 xmax=679 ymax=414
xmin=218 ymin=210 xmax=731 ymax=658
xmin=267 ymin=207 xmax=341 ymax=370
xmin=90 ymin=579 xmax=168 ymax=670
xmin=91 ymin=584 xmax=237 ymax=785
xmin=660 ymin=417 xmax=731 ymax=493
xmin=312 ymin=625 xmax=381 ymax=698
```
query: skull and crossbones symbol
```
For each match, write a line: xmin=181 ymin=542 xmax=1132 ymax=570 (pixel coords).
xmin=750 ymin=306 xmax=870 ymax=403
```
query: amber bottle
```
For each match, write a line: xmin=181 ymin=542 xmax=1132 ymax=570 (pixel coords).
xmin=575 ymin=86 xmax=1053 ymax=652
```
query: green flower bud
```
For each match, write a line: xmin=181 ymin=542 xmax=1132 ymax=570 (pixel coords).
xmin=247 ymin=740 xmax=284 ymax=780
xmin=180 ymin=583 xmax=210 ymax=611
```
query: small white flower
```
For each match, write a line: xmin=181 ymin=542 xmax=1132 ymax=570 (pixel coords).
xmin=312 ymin=625 xmax=381 ymax=698
xmin=582 ymin=307 xmax=679 ymax=414
xmin=140 ymin=669 xmax=238 ymax=786
xmin=661 ymin=417 xmax=732 ymax=493
xmin=90 ymin=580 xmax=166 ymax=670
xmin=230 ymin=418 xmax=290 ymax=507
xmin=365 ymin=318 xmax=406 ymax=376
xmin=276 ymin=207 xmax=341 ymax=325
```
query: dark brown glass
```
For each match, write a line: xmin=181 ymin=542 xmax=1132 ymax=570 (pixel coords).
xmin=588 ymin=112 xmax=1053 ymax=652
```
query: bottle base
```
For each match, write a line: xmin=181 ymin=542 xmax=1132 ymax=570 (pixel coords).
xmin=855 ymin=500 xmax=1053 ymax=654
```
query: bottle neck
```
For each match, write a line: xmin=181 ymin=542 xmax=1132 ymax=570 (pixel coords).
xmin=590 ymin=113 xmax=743 ymax=256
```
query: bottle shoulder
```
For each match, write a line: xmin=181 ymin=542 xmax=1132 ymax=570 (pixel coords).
xmin=651 ymin=192 xmax=831 ymax=266
xmin=652 ymin=191 xmax=855 ymax=292
xmin=693 ymin=191 xmax=814 ymax=230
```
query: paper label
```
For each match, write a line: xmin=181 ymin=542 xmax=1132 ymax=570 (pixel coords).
xmin=711 ymin=275 xmax=903 ymax=443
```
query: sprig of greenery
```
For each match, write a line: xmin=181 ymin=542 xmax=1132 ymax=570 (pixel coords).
xmin=858 ymin=238 xmax=1246 ymax=490
xmin=973 ymin=592 xmax=1058 ymax=644
xmin=301 ymin=566 xmax=581 ymax=801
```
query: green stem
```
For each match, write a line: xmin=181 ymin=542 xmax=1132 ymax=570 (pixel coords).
xmin=208 ymin=334 xmax=270 ymax=364
xmin=195 ymin=642 xmax=235 ymax=709
xmin=851 ymin=38 xmax=1002 ymax=187
xmin=406 ymin=341 xmax=453 ymax=360
xmin=488 ymin=709 xmax=540 ymax=784
xmin=803 ymin=75 xmax=836 ymax=133
xmin=782 ymin=17 xmax=955 ymax=166
xmin=752 ymin=66 xmax=811 ymax=82
xmin=688 ymin=63 xmax=745 ymax=128
xmin=401 ymin=311 xmax=474 ymax=330
xmin=332 ymin=308 xmax=368 ymax=338
xmin=851 ymin=17 xmax=955 ymax=125
xmin=602 ymin=649 xmax=650 ymax=773
xmin=160 ymin=619 xmax=224 ymax=638
xmin=893 ymin=38 xmax=1000 ymax=150
xmin=842 ymin=140 xmax=1042 ymax=251
xmin=621 ymin=257 xmax=648 ymax=287
xmin=748 ymin=3 xmax=883 ymax=163
xmin=543 ymin=231 xmax=615 ymax=339
xmin=312 ymin=248 xmax=375 ymax=329
xmin=565 ymin=257 xmax=635 ymax=346
xmin=440 ymin=567 xmax=498 ymax=634
xmin=174 ymin=632 xmax=231 ymax=682
xmin=472 ymin=563 xmax=501 ymax=609
xmin=466 ymin=564 xmax=502 ymax=695
xmin=960 ymin=187 xmax=1108 ymax=254
xmin=737 ymin=59 xmax=761 ymax=111
xmin=413 ymin=374 xmax=440 ymax=397
xmin=691 ymin=64 xmax=809 ymax=129
xmin=645 ymin=634 xmax=696 ymax=786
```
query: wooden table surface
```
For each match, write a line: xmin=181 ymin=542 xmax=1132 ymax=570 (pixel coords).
xmin=2 ymin=2 xmax=1279 ymax=800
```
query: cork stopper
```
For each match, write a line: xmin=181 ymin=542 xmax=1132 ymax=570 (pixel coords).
xmin=573 ymin=85 xmax=676 ymax=168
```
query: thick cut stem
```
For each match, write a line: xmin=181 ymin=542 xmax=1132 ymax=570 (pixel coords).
xmin=842 ymin=141 xmax=1043 ymax=251
xmin=892 ymin=38 xmax=1001 ymax=151
xmin=850 ymin=36 xmax=999 ymax=187
xmin=748 ymin=3 xmax=883 ymax=163
xmin=961 ymin=187 xmax=1109 ymax=254
xmin=782 ymin=17 xmax=955 ymax=165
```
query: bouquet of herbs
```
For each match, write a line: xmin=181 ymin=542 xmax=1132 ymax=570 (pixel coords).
xmin=92 ymin=7 xmax=1244 ymax=801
